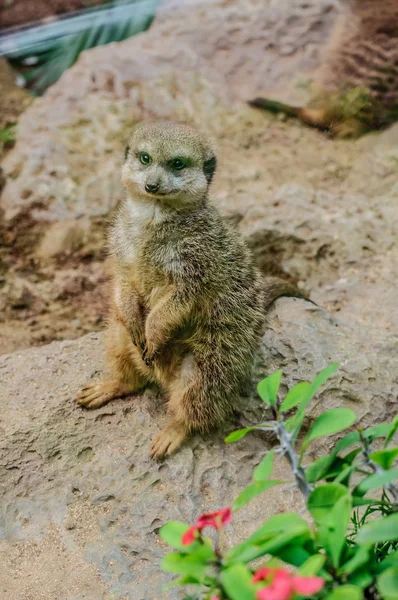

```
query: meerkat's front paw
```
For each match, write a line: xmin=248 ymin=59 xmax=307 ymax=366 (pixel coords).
xmin=150 ymin=422 xmax=187 ymax=460
xmin=129 ymin=326 xmax=146 ymax=351
xmin=141 ymin=344 xmax=158 ymax=366
xmin=75 ymin=379 xmax=134 ymax=409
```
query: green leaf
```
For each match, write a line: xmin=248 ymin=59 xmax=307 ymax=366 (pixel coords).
xmin=364 ymin=423 xmax=393 ymax=443
xmin=354 ymin=469 xmax=398 ymax=496
xmin=279 ymin=381 xmax=311 ymax=412
xmin=308 ymin=362 xmax=339 ymax=398
xmin=318 ymin=493 xmax=352 ymax=568
xmin=299 ymin=553 xmax=326 ymax=576
xmin=308 ymin=483 xmax=349 ymax=523
xmin=233 ymin=480 xmax=284 ymax=511
xmin=357 ymin=513 xmax=398 ymax=545
xmin=257 ymin=370 xmax=282 ymax=407
xmin=226 ymin=513 xmax=309 ymax=563
xmin=377 ymin=567 xmax=398 ymax=600
xmin=225 ymin=428 xmax=256 ymax=443
xmin=324 ymin=585 xmax=362 ymax=600
xmin=335 ymin=431 xmax=361 ymax=453
xmin=370 ymin=448 xmax=398 ymax=470
xmin=306 ymin=455 xmax=335 ymax=484
xmin=159 ymin=521 xmax=190 ymax=550
xmin=253 ymin=450 xmax=275 ymax=482
xmin=161 ymin=545 xmax=215 ymax=579
xmin=285 ymin=363 xmax=339 ymax=434
xmin=385 ymin=415 xmax=398 ymax=448
xmin=225 ymin=423 xmax=273 ymax=443
xmin=277 ymin=545 xmax=312 ymax=568
xmin=339 ymin=545 xmax=370 ymax=575
xmin=302 ymin=408 xmax=356 ymax=453
xmin=220 ymin=564 xmax=257 ymax=600
xmin=228 ymin=525 xmax=310 ymax=564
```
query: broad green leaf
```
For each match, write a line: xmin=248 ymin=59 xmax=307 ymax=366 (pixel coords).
xmin=302 ymin=408 xmax=356 ymax=453
xmin=220 ymin=564 xmax=257 ymax=600
xmin=226 ymin=514 xmax=309 ymax=562
xmin=354 ymin=469 xmax=398 ymax=496
xmin=308 ymin=483 xmax=349 ymax=523
xmin=227 ymin=524 xmax=310 ymax=564
xmin=277 ymin=545 xmax=312 ymax=568
xmin=257 ymin=371 xmax=282 ymax=407
xmin=381 ymin=549 xmax=398 ymax=568
xmin=318 ymin=493 xmax=352 ymax=568
xmin=339 ymin=545 xmax=370 ymax=575
xmin=335 ymin=431 xmax=361 ymax=453
xmin=385 ymin=415 xmax=398 ymax=448
xmin=285 ymin=363 xmax=339 ymax=435
xmin=377 ymin=567 xmax=398 ymax=600
xmin=253 ymin=450 xmax=275 ymax=482
xmin=309 ymin=363 xmax=339 ymax=395
xmin=357 ymin=513 xmax=398 ymax=545
xmin=161 ymin=547 xmax=213 ymax=579
xmin=299 ymin=554 xmax=326 ymax=576
xmin=364 ymin=423 xmax=393 ymax=443
xmin=159 ymin=521 xmax=190 ymax=550
xmin=279 ymin=381 xmax=311 ymax=412
xmin=225 ymin=423 xmax=273 ymax=443
xmin=324 ymin=585 xmax=362 ymax=600
xmin=225 ymin=428 xmax=256 ymax=443
xmin=370 ymin=448 xmax=398 ymax=470
xmin=348 ymin=570 xmax=374 ymax=589
xmin=306 ymin=455 xmax=335 ymax=484
xmin=233 ymin=480 xmax=284 ymax=511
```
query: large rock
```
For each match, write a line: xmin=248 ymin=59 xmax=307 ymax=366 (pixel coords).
xmin=1 ymin=298 xmax=397 ymax=599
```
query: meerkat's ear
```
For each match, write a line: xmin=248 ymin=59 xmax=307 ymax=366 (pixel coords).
xmin=203 ymin=153 xmax=217 ymax=184
xmin=124 ymin=145 xmax=130 ymax=160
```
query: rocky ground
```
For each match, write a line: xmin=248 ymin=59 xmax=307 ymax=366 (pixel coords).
xmin=0 ymin=0 xmax=397 ymax=598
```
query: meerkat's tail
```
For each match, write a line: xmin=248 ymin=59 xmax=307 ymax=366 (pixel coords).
xmin=248 ymin=97 xmax=332 ymax=132
xmin=261 ymin=276 xmax=317 ymax=310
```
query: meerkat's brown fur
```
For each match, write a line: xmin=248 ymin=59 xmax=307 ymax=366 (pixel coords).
xmin=75 ymin=121 xmax=303 ymax=459
xmin=250 ymin=0 xmax=398 ymax=137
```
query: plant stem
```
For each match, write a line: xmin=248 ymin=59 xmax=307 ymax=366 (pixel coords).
xmin=276 ymin=422 xmax=313 ymax=502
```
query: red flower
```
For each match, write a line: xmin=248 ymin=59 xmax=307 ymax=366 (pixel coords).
xmin=253 ymin=567 xmax=324 ymax=600
xmin=197 ymin=508 xmax=232 ymax=529
xmin=181 ymin=525 xmax=199 ymax=545
xmin=181 ymin=508 xmax=232 ymax=545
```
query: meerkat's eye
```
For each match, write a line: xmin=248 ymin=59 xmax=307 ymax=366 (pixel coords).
xmin=139 ymin=152 xmax=152 ymax=165
xmin=170 ymin=157 xmax=186 ymax=170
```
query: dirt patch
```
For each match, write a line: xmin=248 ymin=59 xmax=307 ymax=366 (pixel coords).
xmin=1 ymin=0 xmax=113 ymax=29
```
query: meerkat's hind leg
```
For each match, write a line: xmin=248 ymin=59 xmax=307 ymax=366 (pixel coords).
xmin=76 ymin=380 xmax=137 ymax=409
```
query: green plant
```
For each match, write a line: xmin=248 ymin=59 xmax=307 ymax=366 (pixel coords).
xmin=159 ymin=365 xmax=398 ymax=600
xmin=0 ymin=124 xmax=16 ymax=152
xmin=10 ymin=7 xmax=156 ymax=94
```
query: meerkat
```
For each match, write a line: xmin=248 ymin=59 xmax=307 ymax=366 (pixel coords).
xmin=75 ymin=121 xmax=303 ymax=460
xmin=249 ymin=0 xmax=398 ymax=137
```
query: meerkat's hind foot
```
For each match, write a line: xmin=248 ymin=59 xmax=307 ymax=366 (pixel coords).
xmin=150 ymin=422 xmax=188 ymax=461
xmin=76 ymin=380 xmax=135 ymax=409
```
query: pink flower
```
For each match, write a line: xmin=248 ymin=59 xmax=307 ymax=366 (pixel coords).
xmin=210 ymin=597 xmax=220 ymax=600
xmin=253 ymin=567 xmax=325 ymax=600
xmin=181 ymin=508 xmax=232 ymax=545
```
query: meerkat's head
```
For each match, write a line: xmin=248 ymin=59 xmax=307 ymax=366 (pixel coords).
xmin=122 ymin=121 xmax=217 ymax=208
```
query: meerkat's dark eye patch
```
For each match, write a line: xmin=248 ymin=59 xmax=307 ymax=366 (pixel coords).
xmin=169 ymin=157 xmax=188 ymax=171
xmin=203 ymin=155 xmax=217 ymax=184
xmin=139 ymin=152 xmax=152 ymax=165
xmin=124 ymin=145 xmax=130 ymax=160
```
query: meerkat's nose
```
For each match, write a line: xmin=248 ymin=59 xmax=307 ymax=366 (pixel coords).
xmin=145 ymin=182 xmax=159 ymax=194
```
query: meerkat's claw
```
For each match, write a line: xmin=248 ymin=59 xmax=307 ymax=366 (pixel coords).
xmin=150 ymin=423 xmax=187 ymax=460
xmin=75 ymin=380 xmax=136 ymax=409
xmin=142 ymin=346 xmax=157 ymax=366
